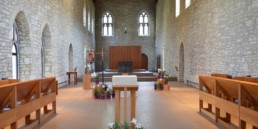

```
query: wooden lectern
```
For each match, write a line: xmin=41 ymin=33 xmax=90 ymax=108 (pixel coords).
xmin=112 ymin=75 xmax=138 ymax=129
xmin=83 ymin=74 xmax=91 ymax=90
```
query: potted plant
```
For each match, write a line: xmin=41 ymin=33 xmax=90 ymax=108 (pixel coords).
xmin=122 ymin=122 xmax=130 ymax=129
xmin=158 ymin=69 xmax=166 ymax=79
xmin=154 ymin=82 xmax=158 ymax=90
xmin=103 ymin=84 xmax=108 ymax=91
xmin=100 ymin=88 xmax=105 ymax=99
xmin=107 ymin=88 xmax=112 ymax=99
xmin=112 ymin=90 xmax=116 ymax=98
xmin=159 ymin=82 xmax=164 ymax=90
xmin=93 ymin=87 xmax=99 ymax=99
xmin=165 ymin=77 xmax=169 ymax=85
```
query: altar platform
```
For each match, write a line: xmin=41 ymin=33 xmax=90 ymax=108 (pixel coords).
xmin=91 ymin=69 xmax=177 ymax=82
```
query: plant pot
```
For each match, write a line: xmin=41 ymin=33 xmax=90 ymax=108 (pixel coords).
xmin=160 ymin=87 xmax=164 ymax=90
xmin=94 ymin=94 xmax=99 ymax=99
xmin=107 ymin=95 xmax=111 ymax=99
xmin=103 ymin=86 xmax=108 ymax=91
xmin=154 ymin=86 xmax=157 ymax=90
xmin=100 ymin=95 xmax=105 ymax=99
xmin=95 ymin=80 xmax=99 ymax=85
xmin=112 ymin=93 xmax=115 ymax=98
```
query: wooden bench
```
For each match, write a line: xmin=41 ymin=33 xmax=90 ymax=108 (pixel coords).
xmin=199 ymin=75 xmax=258 ymax=129
xmin=211 ymin=73 xmax=232 ymax=79
xmin=0 ymin=77 xmax=57 ymax=129
xmin=0 ymin=79 xmax=19 ymax=86
xmin=233 ymin=77 xmax=258 ymax=84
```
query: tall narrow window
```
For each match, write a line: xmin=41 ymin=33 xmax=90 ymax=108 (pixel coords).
xmin=12 ymin=23 xmax=19 ymax=79
xmin=88 ymin=2 xmax=91 ymax=31
xmin=102 ymin=12 xmax=113 ymax=36
xmin=185 ymin=0 xmax=191 ymax=8
xmin=176 ymin=0 xmax=180 ymax=17
xmin=83 ymin=0 xmax=87 ymax=28
xmin=139 ymin=12 xmax=149 ymax=36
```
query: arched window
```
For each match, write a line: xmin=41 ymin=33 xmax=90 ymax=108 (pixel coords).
xmin=139 ymin=12 xmax=149 ymax=36
xmin=102 ymin=12 xmax=113 ymax=36
xmin=176 ymin=0 xmax=180 ymax=17
xmin=12 ymin=23 xmax=19 ymax=79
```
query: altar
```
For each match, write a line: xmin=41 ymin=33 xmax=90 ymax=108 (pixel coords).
xmin=112 ymin=75 xmax=138 ymax=128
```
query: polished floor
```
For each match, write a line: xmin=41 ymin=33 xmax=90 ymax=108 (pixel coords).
xmin=37 ymin=81 xmax=223 ymax=129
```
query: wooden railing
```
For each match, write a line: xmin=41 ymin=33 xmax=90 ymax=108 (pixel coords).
xmin=199 ymin=75 xmax=258 ymax=129
xmin=0 ymin=77 xmax=57 ymax=129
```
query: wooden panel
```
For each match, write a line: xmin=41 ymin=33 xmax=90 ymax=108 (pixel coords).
xmin=0 ymin=79 xmax=19 ymax=86
xmin=199 ymin=92 xmax=216 ymax=105
xmin=240 ymin=107 xmax=258 ymax=127
xmin=109 ymin=46 xmax=142 ymax=69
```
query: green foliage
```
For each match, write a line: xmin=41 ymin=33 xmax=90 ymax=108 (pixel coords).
xmin=107 ymin=88 xmax=112 ymax=95
xmin=93 ymin=88 xmax=98 ymax=95
xmin=113 ymin=121 xmax=119 ymax=129
xmin=123 ymin=122 xmax=130 ymax=129
xmin=100 ymin=88 xmax=105 ymax=95
xmin=158 ymin=82 xmax=163 ymax=88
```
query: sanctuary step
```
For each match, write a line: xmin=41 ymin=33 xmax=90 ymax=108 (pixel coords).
xmin=77 ymin=70 xmax=177 ymax=82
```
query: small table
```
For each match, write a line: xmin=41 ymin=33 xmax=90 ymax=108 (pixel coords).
xmin=66 ymin=72 xmax=77 ymax=85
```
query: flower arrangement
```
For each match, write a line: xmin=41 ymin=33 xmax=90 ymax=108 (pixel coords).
xmin=108 ymin=118 xmax=143 ymax=129
xmin=93 ymin=86 xmax=115 ymax=99
xmin=91 ymin=72 xmax=100 ymax=84
xmin=158 ymin=69 xmax=166 ymax=77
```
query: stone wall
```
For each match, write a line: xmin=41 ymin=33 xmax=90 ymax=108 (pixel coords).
xmin=94 ymin=0 xmax=156 ymax=71
xmin=156 ymin=0 xmax=258 ymax=85
xmin=0 ymin=0 xmax=95 ymax=85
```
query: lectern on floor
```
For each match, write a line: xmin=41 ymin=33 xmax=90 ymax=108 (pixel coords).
xmin=112 ymin=75 xmax=138 ymax=129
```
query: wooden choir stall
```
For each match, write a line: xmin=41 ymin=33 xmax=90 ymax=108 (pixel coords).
xmin=0 ymin=77 xmax=57 ymax=129
xmin=199 ymin=75 xmax=258 ymax=129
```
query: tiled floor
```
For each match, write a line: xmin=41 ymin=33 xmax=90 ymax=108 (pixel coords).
xmin=38 ymin=81 xmax=223 ymax=129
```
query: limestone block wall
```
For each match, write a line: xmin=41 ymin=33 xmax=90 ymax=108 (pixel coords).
xmin=0 ymin=0 xmax=95 ymax=85
xmin=156 ymin=0 xmax=258 ymax=86
xmin=94 ymin=0 xmax=156 ymax=71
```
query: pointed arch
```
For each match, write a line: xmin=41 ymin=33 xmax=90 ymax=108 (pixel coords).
xmin=179 ymin=43 xmax=185 ymax=82
xmin=13 ymin=11 xmax=31 ymax=80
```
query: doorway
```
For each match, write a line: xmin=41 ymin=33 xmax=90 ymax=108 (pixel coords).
xmin=179 ymin=43 xmax=184 ymax=82
xmin=141 ymin=53 xmax=148 ymax=70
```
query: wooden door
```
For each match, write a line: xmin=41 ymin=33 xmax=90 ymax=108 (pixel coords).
xmin=141 ymin=53 xmax=148 ymax=70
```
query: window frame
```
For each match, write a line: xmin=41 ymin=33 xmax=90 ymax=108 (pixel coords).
xmin=138 ymin=11 xmax=150 ymax=36
xmin=102 ymin=12 xmax=113 ymax=36
xmin=12 ymin=22 xmax=19 ymax=79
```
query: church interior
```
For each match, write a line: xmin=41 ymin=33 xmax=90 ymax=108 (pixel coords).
xmin=0 ymin=0 xmax=258 ymax=129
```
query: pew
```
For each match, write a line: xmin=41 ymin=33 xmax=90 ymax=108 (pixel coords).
xmin=214 ymin=77 xmax=240 ymax=128
xmin=0 ymin=77 xmax=57 ymax=129
xmin=199 ymin=75 xmax=258 ymax=129
xmin=234 ymin=77 xmax=258 ymax=84
xmin=0 ymin=79 xmax=19 ymax=86
xmin=239 ymin=82 xmax=258 ymax=129
xmin=199 ymin=75 xmax=216 ymax=118
xmin=211 ymin=73 xmax=232 ymax=79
